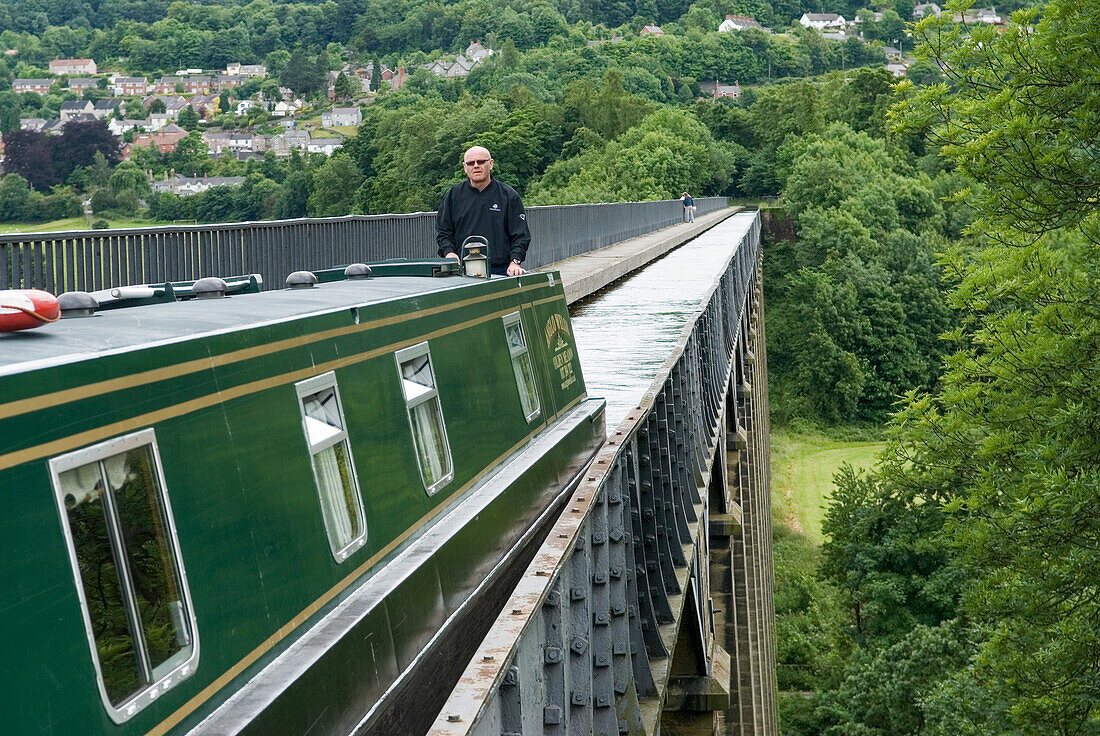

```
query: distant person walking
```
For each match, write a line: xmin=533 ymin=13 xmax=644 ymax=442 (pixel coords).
xmin=681 ymin=192 xmax=695 ymax=223
xmin=437 ymin=146 xmax=530 ymax=276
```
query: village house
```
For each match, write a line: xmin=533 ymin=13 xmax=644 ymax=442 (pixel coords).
xmin=188 ymin=94 xmax=221 ymax=119
xmin=151 ymin=174 xmax=246 ymax=196
xmin=714 ymin=82 xmax=742 ymax=99
xmin=886 ymin=63 xmax=908 ymax=77
xmin=154 ymin=76 xmax=182 ymax=95
xmin=182 ymin=76 xmax=212 ymax=95
xmin=201 ymin=132 xmax=233 ymax=155
xmin=322 ymin=107 xmax=362 ymax=127
xmin=587 ymin=34 xmax=624 ymax=47
xmin=422 ymin=57 xmax=479 ymax=78
xmin=719 ymin=14 xmax=765 ymax=32
xmin=67 ymin=77 xmax=98 ymax=93
xmin=19 ymin=118 xmax=48 ymax=132
xmin=122 ymin=124 xmax=189 ymax=158
xmin=114 ymin=77 xmax=148 ymax=96
xmin=912 ymin=2 xmax=942 ymax=17
xmin=13 ymin=79 xmax=53 ymax=95
xmin=49 ymin=58 xmax=97 ymax=76
xmin=144 ymin=95 xmax=188 ymax=116
xmin=465 ymin=41 xmax=492 ymax=61
xmin=92 ymin=99 xmax=122 ymax=119
xmin=272 ymin=100 xmax=302 ymax=117
xmin=108 ymin=118 xmax=147 ymax=136
xmin=799 ymin=12 xmax=847 ymax=29
xmin=640 ymin=24 xmax=664 ymax=36
xmin=217 ymin=74 xmax=245 ymax=90
xmin=307 ymin=138 xmax=343 ymax=156
xmin=204 ymin=130 xmax=255 ymax=154
xmin=699 ymin=81 xmax=742 ymax=99
xmin=226 ymin=63 xmax=266 ymax=77
xmin=60 ymin=100 xmax=96 ymax=121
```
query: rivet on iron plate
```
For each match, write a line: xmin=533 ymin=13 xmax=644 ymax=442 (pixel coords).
xmin=447 ymin=715 xmax=461 ymax=722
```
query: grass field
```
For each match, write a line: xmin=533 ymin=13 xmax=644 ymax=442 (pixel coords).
xmin=771 ymin=428 xmax=884 ymax=544
xmin=0 ymin=217 xmax=154 ymax=234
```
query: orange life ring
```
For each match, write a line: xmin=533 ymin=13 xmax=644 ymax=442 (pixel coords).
xmin=0 ymin=289 xmax=61 ymax=332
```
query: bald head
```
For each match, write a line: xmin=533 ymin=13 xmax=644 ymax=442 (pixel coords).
xmin=463 ymin=146 xmax=494 ymax=190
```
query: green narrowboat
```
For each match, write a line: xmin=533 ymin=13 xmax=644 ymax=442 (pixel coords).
xmin=0 ymin=261 xmax=604 ymax=735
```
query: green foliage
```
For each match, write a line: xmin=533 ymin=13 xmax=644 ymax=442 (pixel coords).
xmin=893 ymin=0 xmax=1100 ymax=235
xmin=308 ymin=153 xmax=362 ymax=216
xmin=0 ymin=173 xmax=33 ymax=222
xmin=527 ymin=106 xmax=736 ymax=203
xmin=773 ymin=526 xmax=852 ymax=692
xmin=800 ymin=3 xmax=1100 ymax=735
xmin=766 ymin=124 xmax=953 ymax=424
xmin=176 ymin=105 xmax=200 ymax=131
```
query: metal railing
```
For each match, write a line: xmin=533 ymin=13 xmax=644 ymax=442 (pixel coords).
xmin=426 ymin=213 xmax=766 ymax=736
xmin=0 ymin=198 xmax=728 ymax=293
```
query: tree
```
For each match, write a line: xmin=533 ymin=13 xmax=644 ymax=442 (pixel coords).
xmin=0 ymin=91 xmax=21 ymax=133
xmin=281 ymin=47 xmax=324 ymax=95
xmin=177 ymin=105 xmax=200 ymax=131
xmin=109 ymin=161 xmax=150 ymax=195
xmin=893 ymin=0 xmax=1100 ymax=234
xmin=0 ymin=174 xmax=33 ymax=222
xmin=371 ymin=58 xmax=382 ymax=92
xmin=51 ymin=119 xmax=121 ymax=184
xmin=308 ymin=153 xmax=362 ymax=216
xmin=123 ymin=97 xmax=146 ymax=120
xmin=857 ymin=1 xmax=1100 ymax=732
xmin=1 ymin=129 xmax=54 ymax=191
xmin=333 ymin=72 xmax=357 ymax=100
xmin=148 ymin=98 xmax=167 ymax=114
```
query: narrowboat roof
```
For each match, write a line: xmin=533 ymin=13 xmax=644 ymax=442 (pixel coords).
xmin=1 ymin=263 xmax=552 ymax=375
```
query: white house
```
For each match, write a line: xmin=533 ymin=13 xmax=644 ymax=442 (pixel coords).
xmin=151 ymin=174 xmax=245 ymax=196
xmin=322 ymin=107 xmax=362 ymax=127
xmin=50 ymin=58 xmax=97 ymax=75
xmin=465 ymin=41 xmax=493 ymax=61
xmin=799 ymin=13 xmax=846 ymax=29
xmin=272 ymin=100 xmax=298 ymax=117
xmin=719 ymin=14 xmax=765 ymax=32
xmin=108 ymin=119 xmax=148 ymax=136
xmin=912 ymin=3 xmax=942 ymax=17
xmin=60 ymin=100 xmax=96 ymax=121
xmin=307 ymin=138 xmax=343 ymax=155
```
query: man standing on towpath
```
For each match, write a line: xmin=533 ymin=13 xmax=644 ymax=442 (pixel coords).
xmin=436 ymin=146 xmax=530 ymax=276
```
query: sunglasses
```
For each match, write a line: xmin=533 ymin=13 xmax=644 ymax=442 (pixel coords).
xmin=464 ymin=158 xmax=491 ymax=166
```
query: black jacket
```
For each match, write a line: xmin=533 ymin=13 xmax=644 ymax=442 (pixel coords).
xmin=436 ymin=179 xmax=531 ymax=267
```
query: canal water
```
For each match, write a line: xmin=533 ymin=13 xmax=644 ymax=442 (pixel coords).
xmin=570 ymin=211 xmax=758 ymax=433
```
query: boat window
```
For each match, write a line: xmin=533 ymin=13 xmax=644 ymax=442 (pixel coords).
xmin=296 ymin=372 xmax=367 ymax=562
xmin=503 ymin=312 xmax=541 ymax=422
xmin=49 ymin=429 xmax=198 ymax=723
xmin=396 ymin=342 xmax=453 ymax=494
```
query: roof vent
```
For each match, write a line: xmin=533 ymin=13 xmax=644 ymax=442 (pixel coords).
xmin=193 ymin=277 xmax=228 ymax=299
xmin=344 ymin=263 xmax=373 ymax=280
xmin=286 ymin=271 xmax=319 ymax=289
xmin=58 ymin=291 xmax=99 ymax=318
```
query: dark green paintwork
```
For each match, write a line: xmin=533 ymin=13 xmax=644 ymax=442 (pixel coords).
xmin=0 ymin=269 xmax=600 ymax=735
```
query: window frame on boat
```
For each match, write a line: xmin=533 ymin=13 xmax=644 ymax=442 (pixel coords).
xmin=395 ymin=341 xmax=454 ymax=495
xmin=47 ymin=428 xmax=199 ymax=724
xmin=295 ymin=371 xmax=368 ymax=563
xmin=502 ymin=311 xmax=541 ymax=423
